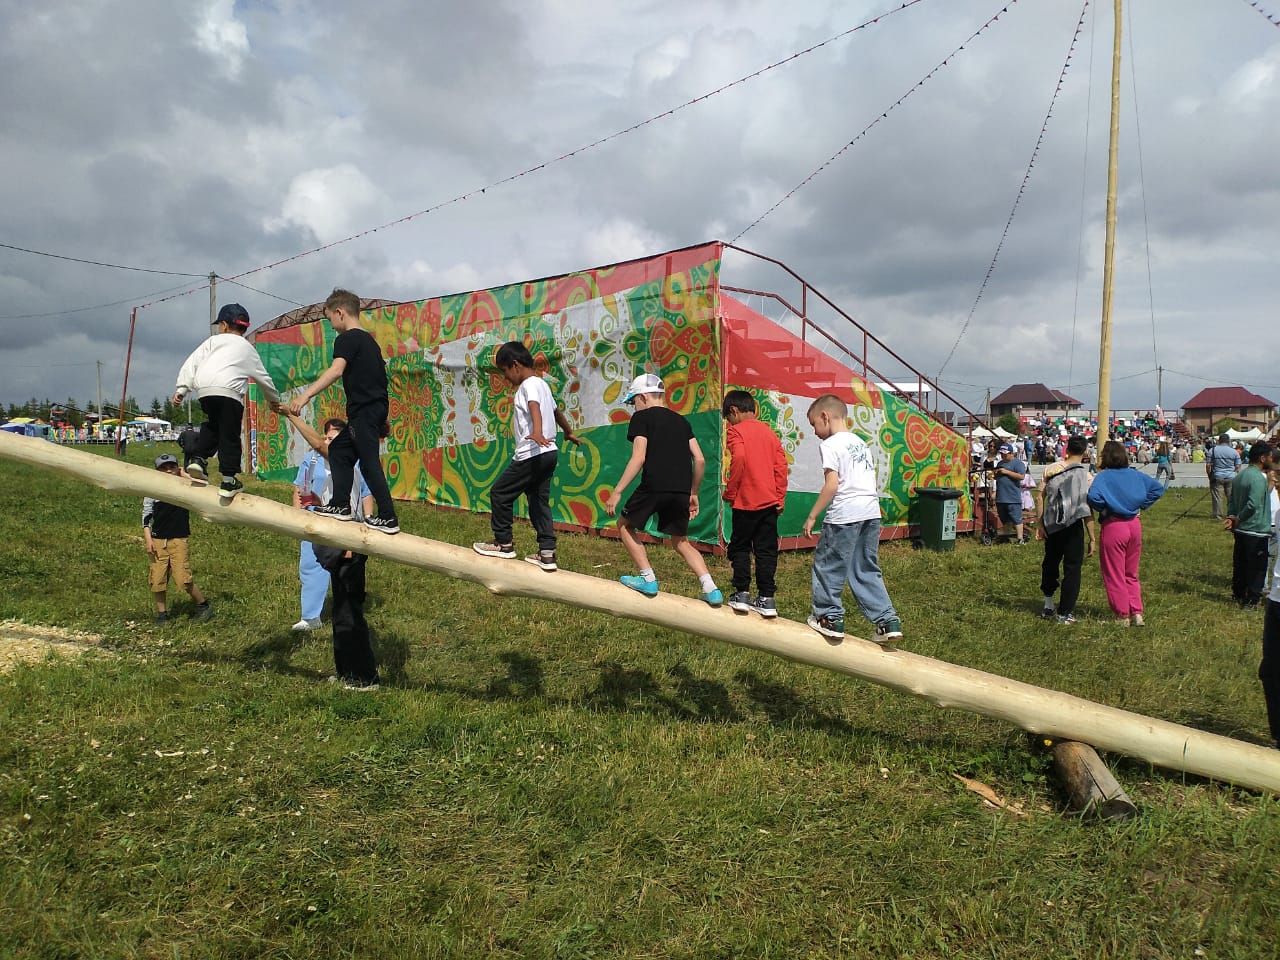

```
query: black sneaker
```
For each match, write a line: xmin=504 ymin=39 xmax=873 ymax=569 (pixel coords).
xmin=753 ymin=596 xmax=778 ymax=619
xmin=363 ymin=516 xmax=400 ymax=535
xmin=875 ymin=617 xmax=904 ymax=644
xmin=191 ymin=602 xmax=213 ymax=623
xmin=154 ymin=611 xmax=169 ymax=625
xmin=1039 ymin=606 xmax=1057 ymax=620
xmin=313 ymin=504 xmax=354 ymax=521
xmin=524 ymin=550 xmax=558 ymax=571
xmin=218 ymin=477 xmax=244 ymax=500
xmin=186 ymin=457 xmax=208 ymax=482
xmin=727 ymin=591 xmax=753 ymax=613
xmin=807 ymin=614 xmax=845 ymax=640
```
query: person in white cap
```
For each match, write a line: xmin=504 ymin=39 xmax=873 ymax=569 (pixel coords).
xmin=604 ymin=373 xmax=723 ymax=606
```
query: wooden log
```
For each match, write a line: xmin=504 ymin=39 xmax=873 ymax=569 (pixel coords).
xmin=1051 ymin=740 xmax=1138 ymax=821
xmin=4 ymin=430 xmax=1280 ymax=794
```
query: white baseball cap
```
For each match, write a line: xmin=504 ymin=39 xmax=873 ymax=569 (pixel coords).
xmin=622 ymin=373 xmax=665 ymax=405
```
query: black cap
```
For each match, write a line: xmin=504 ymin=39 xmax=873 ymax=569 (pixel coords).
xmin=215 ymin=303 xmax=250 ymax=329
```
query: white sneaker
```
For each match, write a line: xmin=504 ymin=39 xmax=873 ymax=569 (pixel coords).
xmin=291 ymin=618 xmax=322 ymax=632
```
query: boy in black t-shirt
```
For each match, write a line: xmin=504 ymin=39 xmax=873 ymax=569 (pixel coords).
xmin=287 ymin=288 xmax=400 ymax=534
xmin=142 ymin=455 xmax=213 ymax=624
xmin=604 ymin=373 xmax=723 ymax=606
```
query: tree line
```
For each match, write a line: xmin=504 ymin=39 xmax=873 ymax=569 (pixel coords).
xmin=3 ymin=397 xmax=205 ymax=427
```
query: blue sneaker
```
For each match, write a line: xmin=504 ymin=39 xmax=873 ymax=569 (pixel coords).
xmin=620 ymin=575 xmax=659 ymax=597
xmin=702 ymin=588 xmax=724 ymax=607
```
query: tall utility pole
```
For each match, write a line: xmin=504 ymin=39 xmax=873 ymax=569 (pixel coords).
xmin=1095 ymin=0 xmax=1123 ymax=449
xmin=95 ymin=360 xmax=103 ymax=437
xmin=985 ymin=388 xmax=992 ymax=426
xmin=1157 ymin=365 xmax=1163 ymax=411
xmin=208 ymin=272 xmax=217 ymax=327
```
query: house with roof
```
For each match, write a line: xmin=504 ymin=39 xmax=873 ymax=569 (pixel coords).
xmin=1180 ymin=386 xmax=1278 ymax=435
xmin=989 ymin=383 xmax=1083 ymax=421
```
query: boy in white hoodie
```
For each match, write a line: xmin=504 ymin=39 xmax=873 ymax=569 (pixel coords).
xmin=172 ymin=303 xmax=281 ymax=499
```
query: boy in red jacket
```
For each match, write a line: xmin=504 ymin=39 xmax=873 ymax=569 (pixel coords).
xmin=722 ymin=390 xmax=789 ymax=617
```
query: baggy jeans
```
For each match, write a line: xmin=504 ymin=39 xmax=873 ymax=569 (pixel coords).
xmin=1232 ymin=531 xmax=1270 ymax=607
xmin=1041 ymin=519 xmax=1085 ymax=617
xmin=332 ymin=553 xmax=377 ymax=685
xmin=811 ymin=518 xmax=897 ymax=626
xmin=1098 ymin=516 xmax=1144 ymax=617
xmin=489 ymin=450 xmax=559 ymax=551
xmin=1210 ymin=477 xmax=1232 ymax=519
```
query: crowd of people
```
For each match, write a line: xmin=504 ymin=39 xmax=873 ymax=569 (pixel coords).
xmin=133 ymin=291 xmax=1277 ymax=744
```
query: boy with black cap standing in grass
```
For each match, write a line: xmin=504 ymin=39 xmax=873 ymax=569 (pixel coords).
xmin=288 ymin=289 xmax=400 ymax=535
xmin=143 ymin=454 xmax=212 ymax=624
xmin=172 ymin=302 xmax=281 ymax=501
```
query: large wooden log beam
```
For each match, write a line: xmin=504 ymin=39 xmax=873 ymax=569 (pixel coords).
xmin=4 ymin=430 xmax=1280 ymax=794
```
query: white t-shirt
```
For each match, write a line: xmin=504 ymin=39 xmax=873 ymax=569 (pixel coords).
xmin=819 ymin=431 xmax=881 ymax=524
xmin=513 ymin=375 xmax=558 ymax=462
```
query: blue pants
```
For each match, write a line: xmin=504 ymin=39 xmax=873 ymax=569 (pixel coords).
xmin=811 ymin=519 xmax=897 ymax=625
xmin=300 ymin=541 xmax=330 ymax=621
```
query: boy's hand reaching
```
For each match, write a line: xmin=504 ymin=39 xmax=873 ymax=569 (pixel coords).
xmin=563 ymin=431 xmax=582 ymax=446
xmin=171 ymin=391 xmax=184 ymax=406
xmin=604 ymin=491 xmax=621 ymax=516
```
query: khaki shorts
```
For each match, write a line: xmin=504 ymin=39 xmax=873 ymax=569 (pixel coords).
xmin=149 ymin=537 xmax=194 ymax=592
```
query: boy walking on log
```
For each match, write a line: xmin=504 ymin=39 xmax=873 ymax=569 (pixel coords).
xmin=605 ymin=373 xmax=723 ymax=606
xmin=142 ymin=454 xmax=213 ymax=624
xmin=172 ymin=303 xmax=281 ymax=501
xmin=721 ymin=390 xmax=788 ymax=618
xmin=802 ymin=394 xmax=902 ymax=646
xmin=472 ymin=341 xmax=580 ymax=570
xmin=289 ymin=289 xmax=400 ymax=535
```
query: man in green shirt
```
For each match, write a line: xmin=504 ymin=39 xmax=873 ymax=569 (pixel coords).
xmin=1227 ymin=442 xmax=1275 ymax=607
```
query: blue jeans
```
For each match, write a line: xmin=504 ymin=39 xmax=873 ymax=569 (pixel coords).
xmin=811 ymin=519 xmax=898 ymax=625
xmin=299 ymin=541 xmax=330 ymax=621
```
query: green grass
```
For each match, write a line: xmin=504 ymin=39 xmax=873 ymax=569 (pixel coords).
xmin=1 ymin=445 xmax=1278 ymax=959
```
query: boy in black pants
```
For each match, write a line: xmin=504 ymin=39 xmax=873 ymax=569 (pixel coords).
xmin=472 ymin=341 xmax=579 ymax=570
xmin=289 ymin=288 xmax=400 ymax=534
xmin=173 ymin=303 xmax=281 ymax=500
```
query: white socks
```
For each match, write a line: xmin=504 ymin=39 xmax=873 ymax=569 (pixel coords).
xmin=639 ymin=568 xmax=657 ymax=583
xmin=699 ymin=574 xmax=717 ymax=593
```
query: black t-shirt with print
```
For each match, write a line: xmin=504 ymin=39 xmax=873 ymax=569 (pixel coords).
xmin=333 ymin=327 xmax=387 ymax=413
xmin=627 ymin=406 xmax=695 ymax=493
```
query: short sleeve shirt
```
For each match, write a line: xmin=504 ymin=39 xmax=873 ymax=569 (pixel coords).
xmin=513 ymin=376 xmax=557 ymax=462
xmin=1208 ymin=444 xmax=1241 ymax=480
xmin=627 ymin=406 xmax=694 ymax=493
xmin=995 ymin=459 xmax=1027 ymax=504
xmin=819 ymin=431 xmax=881 ymax=524
xmin=333 ymin=328 xmax=387 ymax=413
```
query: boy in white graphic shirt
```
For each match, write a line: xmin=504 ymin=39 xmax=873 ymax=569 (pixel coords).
xmin=473 ymin=341 xmax=579 ymax=570
xmin=802 ymin=394 xmax=903 ymax=646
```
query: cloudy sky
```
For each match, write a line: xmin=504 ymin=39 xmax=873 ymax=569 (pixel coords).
xmin=1 ymin=0 xmax=1276 ymax=420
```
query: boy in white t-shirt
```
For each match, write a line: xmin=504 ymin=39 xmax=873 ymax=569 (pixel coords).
xmin=802 ymin=394 xmax=902 ymax=646
xmin=473 ymin=341 xmax=579 ymax=570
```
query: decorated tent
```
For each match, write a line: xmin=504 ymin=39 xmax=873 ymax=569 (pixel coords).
xmin=247 ymin=242 xmax=971 ymax=546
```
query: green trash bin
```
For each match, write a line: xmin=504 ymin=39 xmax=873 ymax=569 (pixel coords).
xmin=913 ymin=486 xmax=962 ymax=551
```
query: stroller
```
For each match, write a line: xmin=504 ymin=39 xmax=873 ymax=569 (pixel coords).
xmin=969 ymin=461 xmax=1001 ymax=546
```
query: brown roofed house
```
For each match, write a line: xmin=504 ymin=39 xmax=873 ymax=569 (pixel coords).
xmin=989 ymin=383 xmax=1083 ymax=421
xmin=1180 ymin=386 xmax=1277 ymax=435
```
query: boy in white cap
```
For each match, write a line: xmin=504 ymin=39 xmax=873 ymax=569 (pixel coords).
xmin=605 ymin=373 xmax=723 ymax=606
xmin=172 ymin=303 xmax=281 ymax=500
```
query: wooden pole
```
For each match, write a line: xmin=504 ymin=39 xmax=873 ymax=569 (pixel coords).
xmin=1051 ymin=739 xmax=1138 ymax=820
xmin=1095 ymin=0 xmax=1123 ymax=449
xmin=2 ymin=430 xmax=1279 ymax=794
xmin=115 ymin=308 xmax=137 ymax=456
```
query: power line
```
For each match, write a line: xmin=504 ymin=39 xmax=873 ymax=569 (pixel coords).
xmin=0 ymin=241 xmax=204 ymax=277
xmin=936 ymin=0 xmax=1090 ymax=378
xmin=0 ymin=280 xmax=204 ymax=321
xmin=731 ymin=0 xmax=1022 ymax=244
xmin=1162 ymin=368 xmax=1280 ymax=392
xmin=1241 ymin=0 xmax=1280 ymax=27
xmin=217 ymin=276 xmax=307 ymax=308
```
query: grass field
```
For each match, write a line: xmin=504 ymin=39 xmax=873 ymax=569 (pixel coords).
xmin=2 ymin=444 xmax=1278 ymax=959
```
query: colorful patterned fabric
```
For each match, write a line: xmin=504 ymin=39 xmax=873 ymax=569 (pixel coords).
xmin=248 ymin=243 xmax=970 ymax=545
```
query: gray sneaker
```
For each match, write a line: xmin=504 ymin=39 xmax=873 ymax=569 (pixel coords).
xmin=191 ymin=602 xmax=213 ymax=623
xmin=874 ymin=617 xmax=903 ymax=644
xmin=524 ymin=550 xmax=557 ymax=571
xmin=753 ymin=596 xmax=778 ymax=618
xmin=807 ymin=614 xmax=845 ymax=640
xmin=727 ymin=591 xmax=753 ymax=613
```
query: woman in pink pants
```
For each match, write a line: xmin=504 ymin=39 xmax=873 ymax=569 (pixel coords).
xmin=1086 ymin=441 xmax=1165 ymax=625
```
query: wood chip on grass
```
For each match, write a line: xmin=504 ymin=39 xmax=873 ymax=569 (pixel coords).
xmin=0 ymin=619 xmax=110 ymax=673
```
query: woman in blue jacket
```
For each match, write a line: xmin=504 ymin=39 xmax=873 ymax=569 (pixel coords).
xmin=1087 ymin=441 xmax=1165 ymax=626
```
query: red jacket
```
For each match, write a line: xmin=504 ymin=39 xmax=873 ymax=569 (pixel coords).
xmin=724 ymin=417 xmax=789 ymax=510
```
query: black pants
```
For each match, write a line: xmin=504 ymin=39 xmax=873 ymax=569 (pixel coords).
xmin=329 ymin=403 xmax=396 ymax=520
xmin=1233 ymin=531 xmax=1270 ymax=606
xmin=728 ymin=507 xmax=779 ymax=597
xmin=183 ymin=396 xmax=244 ymax=476
xmin=1041 ymin=520 xmax=1085 ymax=616
xmin=490 ymin=451 xmax=558 ymax=550
xmin=332 ymin=554 xmax=378 ymax=685
xmin=1261 ymin=600 xmax=1280 ymax=745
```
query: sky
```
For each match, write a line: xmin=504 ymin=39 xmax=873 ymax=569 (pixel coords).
xmin=1 ymin=0 xmax=1276 ymax=421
